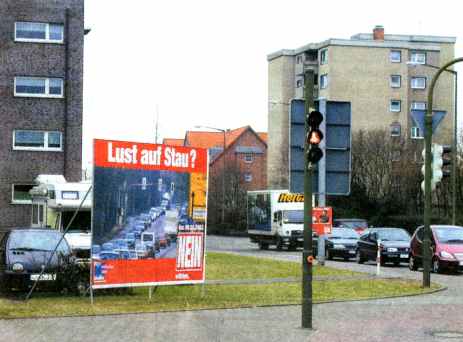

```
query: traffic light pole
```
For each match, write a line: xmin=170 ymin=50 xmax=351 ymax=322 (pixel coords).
xmin=423 ymin=57 xmax=463 ymax=288
xmin=302 ymin=69 xmax=315 ymax=329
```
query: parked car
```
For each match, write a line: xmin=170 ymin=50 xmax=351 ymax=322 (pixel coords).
xmin=357 ymin=228 xmax=411 ymax=266
xmin=409 ymin=225 xmax=463 ymax=273
xmin=99 ymin=251 xmax=119 ymax=260
xmin=334 ymin=218 xmax=369 ymax=234
xmin=0 ymin=228 xmax=73 ymax=291
xmin=314 ymin=228 xmax=359 ymax=260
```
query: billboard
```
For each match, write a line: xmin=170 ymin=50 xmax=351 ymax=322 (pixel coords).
xmin=312 ymin=207 xmax=332 ymax=236
xmin=91 ymin=139 xmax=208 ymax=289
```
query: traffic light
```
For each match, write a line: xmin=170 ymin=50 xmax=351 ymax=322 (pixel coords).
xmin=306 ymin=110 xmax=324 ymax=163
xmin=421 ymin=144 xmax=452 ymax=192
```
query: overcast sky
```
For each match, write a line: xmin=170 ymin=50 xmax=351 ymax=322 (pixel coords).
xmin=82 ymin=0 xmax=463 ymax=167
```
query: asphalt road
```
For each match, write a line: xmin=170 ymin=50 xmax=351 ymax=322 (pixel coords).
xmin=1 ymin=236 xmax=463 ymax=342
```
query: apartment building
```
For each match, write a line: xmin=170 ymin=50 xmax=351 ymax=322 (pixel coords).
xmin=267 ymin=26 xmax=456 ymax=189
xmin=0 ymin=0 xmax=86 ymax=230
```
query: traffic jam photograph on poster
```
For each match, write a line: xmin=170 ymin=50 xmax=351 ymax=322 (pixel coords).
xmin=91 ymin=139 xmax=208 ymax=289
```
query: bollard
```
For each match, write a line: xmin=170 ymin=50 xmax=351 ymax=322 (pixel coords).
xmin=376 ymin=239 xmax=381 ymax=276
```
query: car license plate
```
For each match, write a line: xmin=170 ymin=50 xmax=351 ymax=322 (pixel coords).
xmin=400 ymin=254 xmax=408 ymax=259
xmin=297 ymin=238 xmax=303 ymax=241
xmin=30 ymin=274 xmax=56 ymax=281
xmin=349 ymin=250 xmax=356 ymax=254
xmin=459 ymin=261 xmax=463 ymax=266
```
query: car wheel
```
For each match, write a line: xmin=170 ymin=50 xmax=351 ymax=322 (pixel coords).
xmin=356 ymin=250 xmax=364 ymax=264
xmin=409 ymin=255 xmax=418 ymax=271
xmin=276 ymin=236 xmax=283 ymax=251
xmin=258 ymin=242 xmax=269 ymax=250
xmin=432 ymin=257 xmax=442 ymax=274
xmin=394 ymin=261 xmax=400 ymax=267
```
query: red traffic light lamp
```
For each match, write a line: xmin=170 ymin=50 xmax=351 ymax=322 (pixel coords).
xmin=306 ymin=111 xmax=324 ymax=164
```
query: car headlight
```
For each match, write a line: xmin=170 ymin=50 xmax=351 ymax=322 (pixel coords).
xmin=12 ymin=263 xmax=24 ymax=273
xmin=387 ymin=248 xmax=398 ymax=252
xmin=333 ymin=244 xmax=345 ymax=249
xmin=440 ymin=251 xmax=455 ymax=259
xmin=285 ymin=231 xmax=290 ymax=235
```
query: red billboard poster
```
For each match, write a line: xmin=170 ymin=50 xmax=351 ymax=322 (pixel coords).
xmin=312 ymin=207 xmax=332 ymax=236
xmin=91 ymin=139 xmax=208 ymax=289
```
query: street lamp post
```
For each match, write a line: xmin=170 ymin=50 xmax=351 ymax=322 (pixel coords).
xmin=195 ymin=126 xmax=226 ymax=224
xmin=423 ymin=57 xmax=463 ymax=288
xmin=408 ymin=61 xmax=458 ymax=225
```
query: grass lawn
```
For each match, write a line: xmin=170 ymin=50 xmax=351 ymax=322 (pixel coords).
xmin=0 ymin=252 xmax=441 ymax=319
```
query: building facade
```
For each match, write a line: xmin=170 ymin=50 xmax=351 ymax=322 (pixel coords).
xmin=268 ymin=26 xmax=456 ymax=189
xmin=0 ymin=0 xmax=85 ymax=230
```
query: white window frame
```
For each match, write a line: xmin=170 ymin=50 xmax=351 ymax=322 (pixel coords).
xmin=390 ymin=50 xmax=401 ymax=63
xmin=244 ymin=153 xmax=253 ymax=163
xmin=13 ymin=130 xmax=63 ymax=151
xmin=320 ymin=74 xmax=328 ymax=89
xmin=390 ymin=124 xmax=401 ymax=137
xmin=15 ymin=22 xmax=64 ymax=44
xmin=390 ymin=100 xmax=401 ymax=112
xmin=390 ymin=75 xmax=401 ymax=88
xmin=14 ymin=77 xmax=64 ymax=98
xmin=320 ymin=49 xmax=328 ymax=65
xmin=411 ymin=101 xmax=426 ymax=110
xmin=411 ymin=126 xmax=423 ymax=139
xmin=244 ymin=173 xmax=253 ymax=182
xmin=411 ymin=77 xmax=426 ymax=90
xmin=410 ymin=52 xmax=426 ymax=65
xmin=11 ymin=184 xmax=35 ymax=204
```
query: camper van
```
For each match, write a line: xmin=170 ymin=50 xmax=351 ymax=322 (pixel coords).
xmin=29 ymin=175 xmax=92 ymax=260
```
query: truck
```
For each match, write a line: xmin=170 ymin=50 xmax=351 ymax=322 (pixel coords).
xmin=247 ymin=190 xmax=310 ymax=250
xmin=29 ymin=174 xmax=92 ymax=261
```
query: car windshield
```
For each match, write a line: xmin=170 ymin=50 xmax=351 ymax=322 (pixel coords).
xmin=434 ymin=228 xmax=463 ymax=243
xmin=283 ymin=210 xmax=304 ymax=224
xmin=377 ymin=229 xmax=410 ymax=241
xmin=143 ymin=235 xmax=153 ymax=242
xmin=337 ymin=220 xmax=368 ymax=229
xmin=9 ymin=231 xmax=69 ymax=253
xmin=329 ymin=229 xmax=359 ymax=239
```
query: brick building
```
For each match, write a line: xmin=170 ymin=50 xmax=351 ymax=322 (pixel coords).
xmin=0 ymin=0 xmax=86 ymax=230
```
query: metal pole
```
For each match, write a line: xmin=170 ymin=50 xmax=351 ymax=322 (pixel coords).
xmin=222 ymin=130 xmax=226 ymax=224
xmin=302 ymin=69 xmax=314 ymax=329
xmin=424 ymin=57 xmax=463 ymax=288
xmin=452 ymin=72 xmax=458 ymax=225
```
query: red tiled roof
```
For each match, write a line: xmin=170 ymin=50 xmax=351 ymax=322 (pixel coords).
xmin=185 ymin=126 xmax=250 ymax=149
xmin=257 ymin=132 xmax=267 ymax=142
xmin=162 ymin=138 xmax=184 ymax=146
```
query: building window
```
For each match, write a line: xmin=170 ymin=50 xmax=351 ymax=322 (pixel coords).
xmin=244 ymin=153 xmax=253 ymax=163
xmin=320 ymin=74 xmax=328 ymax=89
xmin=296 ymin=55 xmax=303 ymax=64
xmin=392 ymin=150 xmax=401 ymax=162
xmin=12 ymin=184 xmax=34 ymax=204
xmin=411 ymin=126 xmax=423 ymax=139
xmin=390 ymin=50 xmax=401 ymax=63
xmin=411 ymin=77 xmax=426 ymax=89
xmin=13 ymin=130 xmax=63 ymax=151
xmin=244 ymin=173 xmax=253 ymax=182
xmin=411 ymin=101 xmax=426 ymax=110
xmin=296 ymin=79 xmax=303 ymax=88
xmin=390 ymin=123 xmax=401 ymax=137
xmin=410 ymin=51 xmax=426 ymax=65
xmin=14 ymin=77 xmax=64 ymax=98
xmin=390 ymin=100 xmax=401 ymax=112
xmin=15 ymin=22 xmax=64 ymax=43
xmin=320 ymin=49 xmax=328 ymax=65
xmin=390 ymin=75 xmax=401 ymax=88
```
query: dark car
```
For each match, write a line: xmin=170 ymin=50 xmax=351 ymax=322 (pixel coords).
xmin=334 ymin=218 xmax=369 ymax=235
xmin=314 ymin=228 xmax=359 ymax=260
xmin=0 ymin=228 xmax=73 ymax=291
xmin=409 ymin=225 xmax=463 ymax=273
xmin=357 ymin=228 xmax=411 ymax=266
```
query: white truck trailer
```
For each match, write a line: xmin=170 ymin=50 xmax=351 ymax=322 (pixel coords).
xmin=247 ymin=190 xmax=310 ymax=250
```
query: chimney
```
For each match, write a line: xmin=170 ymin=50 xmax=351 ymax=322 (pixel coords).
xmin=373 ymin=25 xmax=384 ymax=40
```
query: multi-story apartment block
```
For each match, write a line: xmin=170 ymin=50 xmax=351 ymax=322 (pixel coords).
xmin=0 ymin=0 xmax=86 ymax=230
xmin=267 ymin=26 xmax=456 ymax=189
